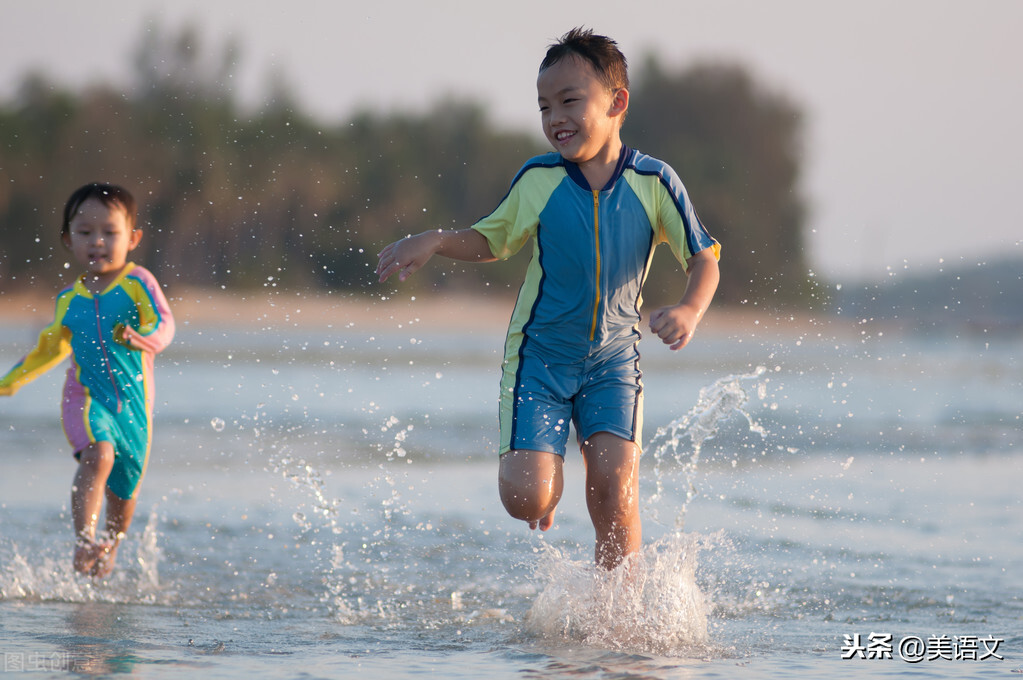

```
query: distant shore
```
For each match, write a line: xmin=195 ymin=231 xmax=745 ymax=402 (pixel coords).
xmin=0 ymin=288 xmax=848 ymax=339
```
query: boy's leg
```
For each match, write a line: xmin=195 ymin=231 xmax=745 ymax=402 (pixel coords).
xmin=581 ymin=432 xmax=641 ymax=570
xmin=499 ymin=449 xmax=564 ymax=530
xmin=71 ymin=441 xmax=115 ymax=574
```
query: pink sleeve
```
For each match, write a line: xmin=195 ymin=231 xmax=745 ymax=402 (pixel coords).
xmin=122 ymin=267 xmax=175 ymax=354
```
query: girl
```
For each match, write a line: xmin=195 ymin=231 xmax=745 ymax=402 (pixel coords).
xmin=1 ymin=183 xmax=175 ymax=577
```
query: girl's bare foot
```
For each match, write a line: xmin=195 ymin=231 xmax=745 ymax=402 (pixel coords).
xmin=73 ymin=537 xmax=104 ymax=575
xmin=91 ymin=539 xmax=120 ymax=578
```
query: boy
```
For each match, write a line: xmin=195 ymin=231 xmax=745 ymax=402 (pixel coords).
xmin=376 ymin=28 xmax=720 ymax=569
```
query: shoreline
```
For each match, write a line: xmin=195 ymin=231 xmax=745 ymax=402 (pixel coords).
xmin=0 ymin=288 xmax=849 ymax=339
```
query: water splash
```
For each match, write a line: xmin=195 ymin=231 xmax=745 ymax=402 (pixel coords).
xmin=645 ymin=367 xmax=769 ymax=528
xmin=526 ymin=532 xmax=719 ymax=655
xmin=0 ymin=510 xmax=165 ymax=604
xmin=266 ymin=446 xmax=356 ymax=621
xmin=375 ymin=415 xmax=415 ymax=524
xmin=525 ymin=369 xmax=771 ymax=655
xmin=268 ymin=447 xmax=342 ymax=535
xmin=135 ymin=508 xmax=163 ymax=591
xmin=265 ymin=415 xmax=417 ymax=623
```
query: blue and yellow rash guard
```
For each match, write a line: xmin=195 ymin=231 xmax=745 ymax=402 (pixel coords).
xmin=0 ymin=263 xmax=175 ymax=499
xmin=472 ymin=145 xmax=721 ymax=366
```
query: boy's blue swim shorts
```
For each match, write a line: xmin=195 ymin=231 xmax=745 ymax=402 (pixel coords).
xmin=497 ymin=340 xmax=643 ymax=456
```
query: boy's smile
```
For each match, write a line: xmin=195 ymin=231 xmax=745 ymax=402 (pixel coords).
xmin=537 ymin=54 xmax=628 ymax=185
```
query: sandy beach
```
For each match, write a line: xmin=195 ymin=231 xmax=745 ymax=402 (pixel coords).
xmin=0 ymin=287 xmax=840 ymax=340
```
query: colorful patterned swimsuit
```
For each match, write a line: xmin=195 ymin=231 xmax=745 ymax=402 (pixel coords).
xmin=0 ymin=263 xmax=175 ymax=498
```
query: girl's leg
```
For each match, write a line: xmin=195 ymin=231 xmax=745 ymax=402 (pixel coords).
xmin=91 ymin=489 xmax=138 ymax=578
xmin=71 ymin=441 xmax=115 ymax=574
xmin=498 ymin=449 xmax=564 ymax=530
xmin=581 ymin=432 xmax=641 ymax=570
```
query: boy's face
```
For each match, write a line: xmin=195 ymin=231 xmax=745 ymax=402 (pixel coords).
xmin=62 ymin=197 xmax=141 ymax=278
xmin=537 ymin=55 xmax=627 ymax=166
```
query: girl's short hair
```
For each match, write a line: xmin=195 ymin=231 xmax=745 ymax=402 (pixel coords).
xmin=62 ymin=183 xmax=138 ymax=235
xmin=539 ymin=27 xmax=629 ymax=92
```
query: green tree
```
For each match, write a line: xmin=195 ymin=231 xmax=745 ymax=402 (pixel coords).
xmin=625 ymin=57 xmax=807 ymax=307
xmin=0 ymin=25 xmax=807 ymax=312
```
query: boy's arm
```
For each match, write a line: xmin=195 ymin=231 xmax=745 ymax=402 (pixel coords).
xmin=377 ymin=228 xmax=496 ymax=283
xmin=649 ymin=248 xmax=720 ymax=351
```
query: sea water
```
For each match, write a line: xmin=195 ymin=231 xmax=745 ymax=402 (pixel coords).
xmin=0 ymin=305 xmax=1020 ymax=678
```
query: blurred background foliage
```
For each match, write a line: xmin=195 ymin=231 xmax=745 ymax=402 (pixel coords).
xmin=0 ymin=24 xmax=811 ymax=309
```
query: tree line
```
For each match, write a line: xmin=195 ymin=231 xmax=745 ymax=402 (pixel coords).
xmin=0 ymin=25 xmax=809 ymax=308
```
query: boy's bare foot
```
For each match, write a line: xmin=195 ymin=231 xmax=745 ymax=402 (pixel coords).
xmin=529 ymin=508 xmax=556 ymax=531
xmin=73 ymin=537 xmax=104 ymax=575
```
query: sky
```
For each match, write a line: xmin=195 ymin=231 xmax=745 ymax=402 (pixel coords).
xmin=2 ymin=0 xmax=1021 ymax=283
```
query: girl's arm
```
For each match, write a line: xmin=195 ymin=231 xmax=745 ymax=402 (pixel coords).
xmin=377 ymin=228 xmax=496 ymax=283
xmin=118 ymin=267 xmax=175 ymax=354
xmin=0 ymin=320 xmax=72 ymax=396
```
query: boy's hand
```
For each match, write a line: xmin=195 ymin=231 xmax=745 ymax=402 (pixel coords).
xmin=376 ymin=231 xmax=441 ymax=283
xmin=651 ymin=248 xmax=719 ymax=350
xmin=649 ymin=303 xmax=701 ymax=351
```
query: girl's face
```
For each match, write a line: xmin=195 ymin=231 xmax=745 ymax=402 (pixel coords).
xmin=62 ymin=198 xmax=141 ymax=279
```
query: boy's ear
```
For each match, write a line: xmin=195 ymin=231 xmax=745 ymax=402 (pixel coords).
xmin=609 ymin=87 xmax=629 ymax=119
xmin=61 ymin=232 xmax=72 ymax=250
xmin=128 ymin=229 xmax=143 ymax=251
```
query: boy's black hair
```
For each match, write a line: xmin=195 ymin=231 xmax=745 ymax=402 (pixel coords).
xmin=62 ymin=183 xmax=138 ymax=235
xmin=539 ymin=27 xmax=629 ymax=92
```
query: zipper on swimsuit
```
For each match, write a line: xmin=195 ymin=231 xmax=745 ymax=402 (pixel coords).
xmin=94 ymin=294 xmax=123 ymax=413
xmin=589 ymin=190 xmax=601 ymax=342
